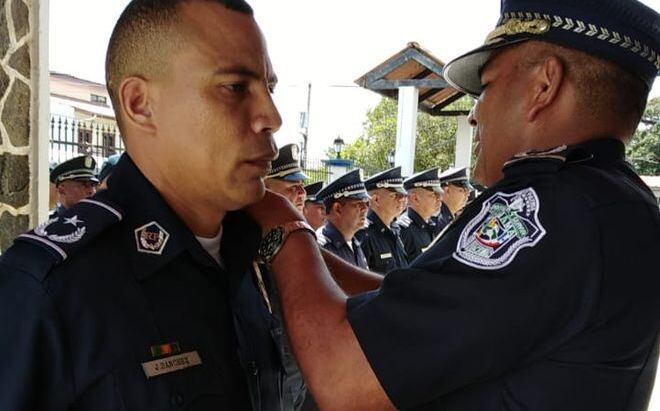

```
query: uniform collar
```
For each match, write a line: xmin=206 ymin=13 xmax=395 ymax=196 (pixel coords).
xmin=569 ymin=138 xmax=625 ymax=163
xmin=323 ymin=221 xmax=358 ymax=249
xmin=367 ymin=209 xmax=393 ymax=234
xmin=407 ymin=208 xmax=430 ymax=228
xmin=106 ymin=154 xmax=260 ymax=282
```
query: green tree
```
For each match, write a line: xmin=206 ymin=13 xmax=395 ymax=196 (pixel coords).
xmin=627 ymin=97 xmax=660 ymax=175
xmin=336 ymin=96 xmax=473 ymax=176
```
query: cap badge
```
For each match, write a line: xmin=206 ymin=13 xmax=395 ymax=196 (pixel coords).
xmin=291 ymin=144 xmax=300 ymax=161
xmin=486 ymin=18 xmax=550 ymax=45
xmin=454 ymin=188 xmax=546 ymax=270
xmin=84 ymin=156 xmax=93 ymax=168
xmin=135 ymin=221 xmax=170 ymax=255
xmin=34 ymin=216 xmax=87 ymax=244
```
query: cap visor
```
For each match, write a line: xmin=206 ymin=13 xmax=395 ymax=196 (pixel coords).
xmin=444 ymin=38 xmax=530 ymax=97
xmin=430 ymin=186 xmax=444 ymax=194
xmin=392 ymin=187 xmax=407 ymax=195
xmin=347 ymin=192 xmax=370 ymax=201
xmin=281 ymin=171 xmax=308 ymax=182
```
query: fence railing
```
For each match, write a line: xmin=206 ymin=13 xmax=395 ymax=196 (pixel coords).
xmin=49 ymin=114 xmax=125 ymax=167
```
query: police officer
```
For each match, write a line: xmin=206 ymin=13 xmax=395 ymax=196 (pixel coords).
xmin=242 ymin=0 xmax=660 ymax=409
xmin=302 ymin=181 xmax=326 ymax=230
xmin=264 ymin=143 xmax=307 ymax=212
xmin=398 ymin=167 xmax=443 ymax=261
xmin=97 ymin=153 xmax=123 ymax=190
xmin=434 ymin=167 xmax=473 ymax=234
xmin=0 ymin=1 xmax=291 ymax=410
xmin=49 ymin=155 xmax=99 ymax=217
xmin=360 ymin=166 xmax=409 ymax=274
xmin=316 ymin=169 xmax=369 ymax=269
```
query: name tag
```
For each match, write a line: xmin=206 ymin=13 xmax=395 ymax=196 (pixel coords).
xmin=379 ymin=253 xmax=392 ymax=259
xmin=142 ymin=351 xmax=202 ymax=379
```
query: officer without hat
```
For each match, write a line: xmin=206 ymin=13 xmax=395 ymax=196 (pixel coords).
xmin=265 ymin=143 xmax=307 ymax=212
xmin=316 ymin=169 xmax=370 ymax=269
xmin=434 ymin=167 xmax=473 ymax=234
xmin=360 ymin=167 xmax=409 ymax=274
xmin=241 ymin=0 xmax=660 ymax=409
xmin=398 ymin=167 xmax=443 ymax=261
xmin=303 ymin=181 xmax=326 ymax=230
xmin=50 ymin=155 xmax=99 ymax=215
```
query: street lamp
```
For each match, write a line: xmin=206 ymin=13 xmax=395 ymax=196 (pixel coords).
xmin=387 ymin=149 xmax=395 ymax=168
xmin=333 ymin=136 xmax=345 ymax=159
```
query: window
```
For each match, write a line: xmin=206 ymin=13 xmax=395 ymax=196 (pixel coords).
xmin=77 ymin=127 xmax=93 ymax=154
xmin=102 ymin=132 xmax=117 ymax=157
xmin=90 ymin=94 xmax=107 ymax=104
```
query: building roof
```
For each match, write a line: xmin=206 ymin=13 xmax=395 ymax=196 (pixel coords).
xmin=354 ymin=42 xmax=466 ymax=116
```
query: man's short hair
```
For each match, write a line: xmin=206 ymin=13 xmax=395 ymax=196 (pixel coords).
xmin=105 ymin=0 xmax=253 ymax=131
xmin=521 ymin=41 xmax=649 ymax=136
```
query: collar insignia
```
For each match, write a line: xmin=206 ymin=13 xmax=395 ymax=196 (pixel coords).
xmin=135 ymin=221 xmax=170 ymax=255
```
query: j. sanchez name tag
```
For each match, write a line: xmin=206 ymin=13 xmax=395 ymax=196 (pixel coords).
xmin=379 ymin=253 xmax=392 ymax=259
xmin=142 ymin=351 xmax=202 ymax=379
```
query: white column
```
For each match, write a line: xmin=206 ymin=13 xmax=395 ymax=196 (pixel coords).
xmin=394 ymin=86 xmax=418 ymax=176
xmin=454 ymin=115 xmax=473 ymax=172
xmin=31 ymin=0 xmax=50 ymax=224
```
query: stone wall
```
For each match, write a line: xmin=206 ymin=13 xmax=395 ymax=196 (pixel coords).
xmin=0 ymin=0 xmax=33 ymax=252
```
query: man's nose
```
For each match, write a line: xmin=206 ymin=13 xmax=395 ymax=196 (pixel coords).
xmin=467 ymin=105 xmax=478 ymax=127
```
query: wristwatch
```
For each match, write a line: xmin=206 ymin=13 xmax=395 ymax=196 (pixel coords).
xmin=257 ymin=220 xmax=316 ymax=264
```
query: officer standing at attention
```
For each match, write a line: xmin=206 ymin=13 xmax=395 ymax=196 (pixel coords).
xmin=302 ymin=181 xmax=326 ymax=230
xmin=434 ymin=167 xmax=473 ymax=234
xmin=242 ymin=0 xmax=660 ymax=409
xmin=398 ymin=167 xmax=443 ymax=260
xmin=264 ymin=143 xmax=307 ymax=212
xmin=315 ymin=169 xmax=370 ymax=269
xmin=49 ymin=155 xmax=99 ymax=217
xmin=360 ymin=166 xmax=409 ymax=274
xmin=0 ymin=1 xmax=296 ymax=410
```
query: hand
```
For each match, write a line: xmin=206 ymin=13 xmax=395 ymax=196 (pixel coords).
xmin=244 ymin=190 xmax=306 ymax=230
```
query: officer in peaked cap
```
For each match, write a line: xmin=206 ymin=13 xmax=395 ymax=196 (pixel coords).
xmin=265 ymin=143 xmax=308 ymax=212
xmin=360 ymin=167 xmax=409 ymax=274
xmin=238 ymin=0 xmax=660 ymax=409
xmin=315 ymin=169 xmax=369 ymax=269
xmin=50 ymin=155 xmax=99 ymax=216
xmin=397 ymin=167 xmax=443 ymax=261
xmin=433 ymin=167 xmax=474 ymax=235
xmin=303 ymin=181 xmax=326 ymax=231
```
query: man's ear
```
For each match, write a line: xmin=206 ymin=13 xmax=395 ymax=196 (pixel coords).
xmin=527 ymin=55 xmax=565 ymax=121
xmin=332 ymin=201 xmax=343 ymax=216
xmin=118 ymin=76 xmax=156 ymax=133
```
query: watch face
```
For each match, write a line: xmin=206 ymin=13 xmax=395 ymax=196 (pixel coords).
xmin=260 ymin=227 xmax=284 ymax=261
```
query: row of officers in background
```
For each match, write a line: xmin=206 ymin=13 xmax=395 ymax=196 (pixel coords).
xmin=265 ymin=143 xmax=477 ymax=275
xmin=48 ymin=144 xmax=475 ymax=276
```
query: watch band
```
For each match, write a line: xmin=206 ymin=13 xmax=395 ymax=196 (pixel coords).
xmin=258 ymin=220 xmax=316 ymax=264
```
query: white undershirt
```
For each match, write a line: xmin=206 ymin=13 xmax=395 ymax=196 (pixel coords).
xmin=195 ymin=226 xmax=224 ymax=268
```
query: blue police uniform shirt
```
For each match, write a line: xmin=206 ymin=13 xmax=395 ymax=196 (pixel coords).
xmin=0 ymin=155 xmax=290 ymax=411
xmin=433 ymin=202 xmax=454 ymax=236
xmin=346 ymin=139 xmax=660 ymax=410
xmin=361 ymin=210 xmax=409 ymax=274
xmin=398 ymin=208 xmax=437 ymax=262
xmin=317 ymin=222 xmax=369 ymax=270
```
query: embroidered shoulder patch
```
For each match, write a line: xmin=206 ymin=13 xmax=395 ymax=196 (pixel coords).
xmin=453 ymin=188 xmax=546 ymax=270
xmin=135 ymin=222 xmax=170 ymax=255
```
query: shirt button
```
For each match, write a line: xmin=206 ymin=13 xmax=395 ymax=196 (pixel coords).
xmin=248 ymin=361 xmax=259 ymax=376
xmin=170 ymin=393 xmax=185 ymax=407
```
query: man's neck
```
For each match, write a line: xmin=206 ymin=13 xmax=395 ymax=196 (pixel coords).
xmin=371 ymin=208 xmax=394 ymax=227
xmin=410 ymin=206 xmax=431 ymax=223
xmin=329 ymin=218 xmax=357 ymax=244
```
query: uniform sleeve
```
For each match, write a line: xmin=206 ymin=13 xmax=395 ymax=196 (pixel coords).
xmin=0 ymin=264 xmax=73 ymax=410
xmin=347 ymin=183 xmax=601 ymax=409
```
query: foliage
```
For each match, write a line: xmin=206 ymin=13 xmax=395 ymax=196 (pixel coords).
xmin=627 ymin=97 xmax=660 ymax=175
xmin=332 ymin=96 xmax=474 ymax=177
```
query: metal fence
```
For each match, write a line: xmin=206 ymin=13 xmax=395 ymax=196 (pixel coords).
xmin=49 ymin=114 xmax=125 ymax=167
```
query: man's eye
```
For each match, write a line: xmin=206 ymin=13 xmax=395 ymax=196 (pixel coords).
xmin=223 ymin=83 xmax=248 ymax=93
xmin=267 ymin=82 xmax=277 ymax=94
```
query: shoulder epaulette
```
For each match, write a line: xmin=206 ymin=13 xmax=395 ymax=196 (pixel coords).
xmin=397 ymin=214 xmax=412 ymax=228
xmin=316 ymin=233 xmax=329 ymax=247
xmin=4 ymin=191 xmax=123 ymax=282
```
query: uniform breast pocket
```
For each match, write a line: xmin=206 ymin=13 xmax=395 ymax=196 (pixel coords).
xmin=376 ymin=252 xmax=396 ymax=272
xmin=111 ymin=349 xmax=247 ymax=411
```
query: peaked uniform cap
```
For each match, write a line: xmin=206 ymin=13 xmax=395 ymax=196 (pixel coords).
xmin=51 ymin=155 xmax=99 ymax=185
xmin=266 ymin=143 xmax=308 ymax=182
xmin=364 ymin=166 xmax=407 ymax=194
xmin=403 ymin=167 xmax=443 ymax=193
xmin=316 ymin=169 xmax=369 ymax=204
xmin=304 ymin=181 xmax=325 ymax=203
xmin=444 ymin=0 xmax=660 ymax=97
xmin=439 ymin=167 xmax=474 ymax=190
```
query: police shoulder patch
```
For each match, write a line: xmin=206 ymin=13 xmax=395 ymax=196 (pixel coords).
xmin=397 ymin=214 xmax=412 ymax=228
xmin=135 ymin=222 xmax=170 ymax=255
xmin=453 ymin=188 xmax=546 ymax=270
